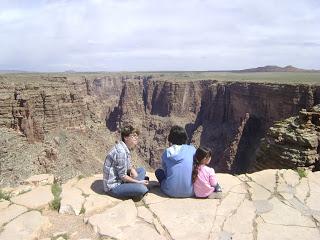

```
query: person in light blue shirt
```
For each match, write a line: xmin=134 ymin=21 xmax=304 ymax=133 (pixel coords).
xmin=155 ymin=125 xmax=196 ymax=197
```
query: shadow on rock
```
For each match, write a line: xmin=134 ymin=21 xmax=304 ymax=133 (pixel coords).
xmin=90 ymin=179 xmax=168 ymax=200
xmin=147 ymin=180 xmax=168 ymax=197
xmin=90 ymin=180 xmax=105 ymax=195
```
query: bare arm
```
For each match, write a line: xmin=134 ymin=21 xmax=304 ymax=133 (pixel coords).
xmin=121 ymin=175 xmax=148 ymax=185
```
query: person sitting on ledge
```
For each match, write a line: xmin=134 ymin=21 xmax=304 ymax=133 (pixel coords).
xmin=155 ymin=125 xmax=196 ymax=197
xmin=192 ymin=146 xmax=222 ymax=199
xmin=103 ymin=125 xmax=149 ymax=200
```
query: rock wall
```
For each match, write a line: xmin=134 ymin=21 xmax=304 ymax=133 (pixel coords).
xmin=254 ymin=106 xmax=320 ymax=171
xmin=0 ymin=75 xmax=124 ymax=142
xmin=106 ymin=78 xmax=210 ymax=168
xmin=195 ymin=83 xmax=319 ymax=173
xmin=0 ymin=74 xmax=124 ymax=186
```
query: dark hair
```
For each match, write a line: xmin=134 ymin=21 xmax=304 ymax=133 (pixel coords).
xmin=121 ymin=125 xmax=140 ymax=142
xmin=192 ymin=146 xmax=212 ymax=183
xmin=168 ymin=125 xmax=188 ymax=145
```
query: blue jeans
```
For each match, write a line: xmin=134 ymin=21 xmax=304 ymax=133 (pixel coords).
xmin=109 ymin=167 xmax=148 ymax=199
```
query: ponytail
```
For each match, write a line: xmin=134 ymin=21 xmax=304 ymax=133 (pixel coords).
xmin=192 ymin=155 xmax=201 ymax=183
xmin=192 ymin=146 xmax=212 ymax=183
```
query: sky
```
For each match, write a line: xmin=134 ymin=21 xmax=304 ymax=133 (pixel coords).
xmin=0 ymin=0 xmax=319 ymax=72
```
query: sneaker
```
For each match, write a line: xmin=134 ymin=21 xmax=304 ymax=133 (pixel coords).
xmin=214 ymin=183 xmax=222 ymax=192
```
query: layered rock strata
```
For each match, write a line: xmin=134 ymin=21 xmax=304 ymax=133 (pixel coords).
xmin=0 ymin=75 xmax=124 ymax=141
xmin=188 ymin=83 xmax=319 ymax=173
xmin=254 ymin=105 xmax=320 ymax=171
xmin=0 ymin=74 xmax=124 ymax=186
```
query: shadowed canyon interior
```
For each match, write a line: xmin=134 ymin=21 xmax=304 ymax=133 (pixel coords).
xmin=1 ymin=72 xmax=320 ymax=186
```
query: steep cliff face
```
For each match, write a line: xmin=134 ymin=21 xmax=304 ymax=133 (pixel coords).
xmin=143 ymin=79 xmax=204 ymax=117
xmin=194 ymin=82 xmax=319 ymax=173
xmin=106 ymin=78 xmax=208 ymax=168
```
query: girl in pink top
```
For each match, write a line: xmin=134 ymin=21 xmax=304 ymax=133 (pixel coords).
xmin=192 ymin=146 xmax=222 ymax=198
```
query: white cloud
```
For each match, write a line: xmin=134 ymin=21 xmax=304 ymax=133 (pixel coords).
xmin=0 ymin=0 xmax=319 ymax=71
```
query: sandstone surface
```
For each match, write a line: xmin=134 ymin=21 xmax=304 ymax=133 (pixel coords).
xmin=0 ymin=170 xmax=319 ymax=240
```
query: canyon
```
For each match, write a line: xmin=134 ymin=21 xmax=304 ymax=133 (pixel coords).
xmin=0 ymin=72 xmax=320 ymax=186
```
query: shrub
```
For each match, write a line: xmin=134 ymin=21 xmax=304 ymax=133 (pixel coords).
xmin=0 ymin=189 xmax=11 ymax=201
xmin=296 ymin=167 xmax=307 ymax=178
xmin=80 ymin=205 xmax=85 ymax=214
xmin=50 ymin=183 xmax=62 ymax=211
xmin=77 ymin=175 xmax=85 ymax=180
xmin=52 ymin=233 xmax=69 ymax=240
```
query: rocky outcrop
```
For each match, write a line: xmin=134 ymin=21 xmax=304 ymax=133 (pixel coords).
xmin=1 ymin=170 xmax=320 ymax=240
xmin=254 ymin=105 xmax=320 ymax=171
xmin=194 ymin=82 xmax=319 ymax=173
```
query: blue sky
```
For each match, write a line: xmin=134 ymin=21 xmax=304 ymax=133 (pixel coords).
xmin=0 ymin=0 xmax=319 ymax=72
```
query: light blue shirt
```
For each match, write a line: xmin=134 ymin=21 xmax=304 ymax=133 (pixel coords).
xmin=161 ymin=144 xmax=196 ymax=197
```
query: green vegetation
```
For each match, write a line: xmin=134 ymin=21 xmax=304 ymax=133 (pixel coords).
xmin=50 ymin=183 xmax=62 ymax=211
xmin=80 ymin=205 xmax=86 ymax=214
xmin=78 ymin=175 xmax=85 ymax=180
xmin=1 ymin=71 xmax=320 ymax=85
xmin=149 ymin=71 xmax=320 ymax=84
xmin=296 ymin=167 xmax=308 ymax=178
xmin=0 ymin=189 xmax=11 ymax=201
xmin=51 ymin=233 xmax=69 ymax=240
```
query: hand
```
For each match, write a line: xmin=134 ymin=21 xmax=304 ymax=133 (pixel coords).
xmin=139 ymin=180 xmax=149 ymax=185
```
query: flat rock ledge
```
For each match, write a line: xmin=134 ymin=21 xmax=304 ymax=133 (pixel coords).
xmin=0 ymin=169 xmax=319 ymax=240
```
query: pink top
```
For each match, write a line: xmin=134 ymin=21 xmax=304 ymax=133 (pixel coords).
xmin=194 ymin=165 xmax=218 ymax=198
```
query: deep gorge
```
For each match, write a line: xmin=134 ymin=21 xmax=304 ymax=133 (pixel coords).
xmin=0 ymin=73 xmax=319 ymax=186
